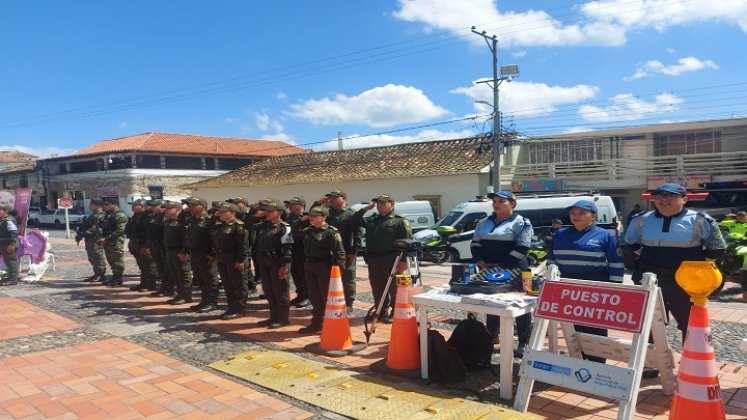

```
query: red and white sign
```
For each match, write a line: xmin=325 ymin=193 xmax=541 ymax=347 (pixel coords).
xmin=535 ymin=281 xmax=650 ymax=333
xmin=57 ymin=197 xmax=74 ymax=209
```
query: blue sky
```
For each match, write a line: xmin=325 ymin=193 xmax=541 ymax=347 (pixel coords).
xmin=1 ymin=0 xmax=746 ymax=157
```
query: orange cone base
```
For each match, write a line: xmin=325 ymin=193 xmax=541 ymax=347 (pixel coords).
xmin=370 ymin=359 xmax=421 ymax=379
xmin=669 ymin=392 xmax=725 ymax=420
xmin=386 ymin=317 xmax=420 ymax=370
xmin=305 ymin=341 xmax=367 ymax=357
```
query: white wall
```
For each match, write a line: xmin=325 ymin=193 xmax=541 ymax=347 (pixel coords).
xmin=193 ymin=173 xmax=486 ymax=214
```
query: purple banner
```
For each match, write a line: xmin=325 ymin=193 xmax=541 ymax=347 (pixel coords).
xmin=14 ymin=188 xmax=32 ymax=236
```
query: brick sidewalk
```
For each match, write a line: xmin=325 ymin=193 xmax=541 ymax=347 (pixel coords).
xmin=3 ymin=233 xmax=747 ymax=419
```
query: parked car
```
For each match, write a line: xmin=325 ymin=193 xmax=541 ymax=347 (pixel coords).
xmin=26 ymin=206 xmax=42 ymax=225
xmin=36 ymin=209 xmax=86 ymax=228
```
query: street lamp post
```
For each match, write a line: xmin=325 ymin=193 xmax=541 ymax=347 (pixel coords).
xmin=471 ymin=26 xmax=519 ymax=192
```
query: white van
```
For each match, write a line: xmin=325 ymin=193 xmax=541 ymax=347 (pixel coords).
xmin=350 ymin=200 xmax=437 ymax=233
xmin=413 ymin=194 xmax=619 ymax=261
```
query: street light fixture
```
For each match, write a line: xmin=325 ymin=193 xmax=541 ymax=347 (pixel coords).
xmin=471 ymin=26 xmax=520 ymax=192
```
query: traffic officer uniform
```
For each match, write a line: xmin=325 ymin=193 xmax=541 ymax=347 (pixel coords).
xmin=0 ymin=204 xmax=19 ymax=286
xmin=182 ymin=197 xmax=220 ymax=312
xmin=78 ymin=199 xmax=107 ymax=282
xmin=162 ymin=201 xmax=192 ymax=304
xmin=300 ymin=206 xmax=346 ymax=333
xmin=624 ymin=183 xmax=725 ymax=341
xmin=143 ymin=200 xmax=167 ymax=295
xmin=285 ymin=196 xmax=310 ymax=308
xmin=322 ymin=190 xmax=362 ymax=311
xmin=211 ymin=202 xmax=250 ymax=319
xmin=254 ymin=199 xmax=294 ymax=328
xmin=351 ymin=194 xmax=412 ymax=320
xmin=100 ymin=198 xmax=128 ymax=286
xmin=547 ymin=200 xmax=624 ymax=363
xmin=470 ymin=191 xmax=534 ymax=355
xmin=226 ymin=197 xmax=258 ymax=298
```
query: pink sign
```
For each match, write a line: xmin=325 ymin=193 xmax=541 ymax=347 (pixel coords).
xmin=535 ymin=281 xmax=650 ymax=333
xmin=14 ymin=188 xmax=32 ymax=236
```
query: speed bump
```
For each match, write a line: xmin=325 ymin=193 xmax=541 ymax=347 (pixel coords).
xmin=210 ymin=349 xmax=534 ymax=419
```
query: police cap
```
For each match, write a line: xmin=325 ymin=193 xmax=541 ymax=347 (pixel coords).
xmin=259 ymin=199 xmax=284 ymax=212
xmin=215 ymin=202 xmax=239 ymax=213
xmin=146 ymin=199 xmax=163 ymax=207
xmin=652 ymin=183 xmax=687 ymax=197
xmin=226 ymin=197 xmax=248 ymax=205
xmin=486 ymin=191 xmax=515 ymax=202
xmin=308 ymin=206 xmax=329 ymax=216
xmin=90 ymin=198 xmax=104 ymax=206
xmin=284 ymin=196 xmax=306 ymax=206
xmin=372 ymin=194 xmax=394 ymax=202
xmin=163 ymin=200 xmax=182 ymax=209
xmin=182 ymin=196 xmax=207 ymax=206
xmin=325 ymin=190 xmax=347 ymax=198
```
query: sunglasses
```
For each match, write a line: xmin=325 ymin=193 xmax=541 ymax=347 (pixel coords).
xmin=653 ymin=192 xmax=683 ymax=200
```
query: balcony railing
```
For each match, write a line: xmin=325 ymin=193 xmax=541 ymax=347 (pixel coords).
xmin=503 ymin=150 xmax=747 ymax=182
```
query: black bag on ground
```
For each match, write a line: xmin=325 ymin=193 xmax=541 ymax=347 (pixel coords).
xmin=427 ymin=329 xmax=467 ymax=383
xmin=447 ymin=313 xmax=494 ymax=369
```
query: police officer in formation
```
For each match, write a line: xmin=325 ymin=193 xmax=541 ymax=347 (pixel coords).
xmin=317 ymin=190 xmax=362 ymax=314
xmin=285 ymin=196 xmax=310 ymax=308
xmin=143 ymin=199 xmax=167 ymax=296
xmin=226 ymin=197 xmax=259 ymax=298
xmin=77 ymin=198 xmax=107 ymax=282
xmin=125 ymin=199 xmax=152 ymax=291
xmin=99 ymin=198 xmax=128 ymax=286
xmin=0 ymin=204 xmax=19 ymax=286
xmin=351 ymin=194 xmax=412 ymax=322
xmin=162 ymin=201 xmax=192 ymax=304
xmin=211 ymin=202 xmax=250 ymax=320
xmin=299 ymin=206 xmax=346 ymax=333
xmin=254 ymin=199 xmax=294 ymax=328
xmin=179 ymin=197 xmax=220 ymax=313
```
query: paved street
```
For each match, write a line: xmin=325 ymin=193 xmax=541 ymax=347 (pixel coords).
xmin=1 ymin=230 xmax=746 ymax=419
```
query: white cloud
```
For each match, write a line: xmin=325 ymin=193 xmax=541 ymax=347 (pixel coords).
xmin=118 ymin=122 xmax=127 ymax=128
xmin=579 ymin=92 xmax=684 ymax=122
xmin=1 ymin=145 xmax=77 ymax=158
xmin=312 ymin=128 xmax=476 ymax=151
xmin=261 ymin=132 xmax=296 ymax=144
xmin=624 ymin=56 xmax=719 ymax=80
xmin=289 ymin=84 xmax=448 ymax=128
xmin=392 ymin=0 xmax=747 ymax=49
xmin=393 ymin=0 xmax=626 ymax=47
xmin=512 ymin=50 xmax=527 ymax=58
xmin=276 ymin=92 xmax=288 ymax=101
xmin=581 ymin=0 xmax=747 ymax=33
xmin=254 ymin=110 xmax=284 ymax=132
xmin=224 ymin=117 xmax=235 ymax=124
xmin=451 ymin=80 xmax=599 ymax=117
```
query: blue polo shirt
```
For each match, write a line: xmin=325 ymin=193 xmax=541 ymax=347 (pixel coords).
xmin=470 ymin=213 xmax=533 ymax=269
xmin=548 ymin=225 xmax=624 ymax=283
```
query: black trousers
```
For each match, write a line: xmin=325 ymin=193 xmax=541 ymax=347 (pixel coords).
xmin=575 ymin=325 xmax=608 ymax=363
xmin=190 ymin=251 xmax=218 ymax=305
xmin=342 ymin=255 xmax=357 ymax=307
xmin=290 ymin=248 xmax=307 ymax=299
xmin=258 ymin=254 xmax=290 ymax=322
xmin=217 ymin=256 xmax=247 ymax=312
xmin=366 ymin=253 xmax=398 ymax=317
xmin=1 ymin=246 xmax=19 ymax=282
xmin=305 ymin=261 xmax=332 ymax=326
xmin=165 ymin=250 xmax=190 ymax=299
xmin=634 ymin=270 xmax=690 ymax=338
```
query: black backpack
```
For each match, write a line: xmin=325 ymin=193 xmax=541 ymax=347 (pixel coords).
xmin=448 ymin=313 xmax=494 ymax=369
xmin=427 ymin=329 xmax=467 ymax=383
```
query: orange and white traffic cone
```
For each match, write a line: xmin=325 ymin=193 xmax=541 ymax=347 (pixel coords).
xmin=669 ymin=305 xmax=725 ymax=420
xmin=305 ymin=265 xmax=366 ymax=356
xmin=385 ymin=274 xmax=420 ymax=370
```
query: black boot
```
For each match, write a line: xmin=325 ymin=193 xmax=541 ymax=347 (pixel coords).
xmin=106 ymin=275 xmax=123 ymax=287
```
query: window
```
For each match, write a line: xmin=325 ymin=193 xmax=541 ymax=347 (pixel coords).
xmin=137 ymin=155 xmax=162 ymax=169
xmin=164 ymin=156 xmax=203 ymax=170
xmin=217 ymin=158 xmax=256 ymax=170
xmin=654 ymin=130 xmax=721 ymax=156
xmin=528 ymin=139 xmax=605 ymax=164
xmin=69 ymin=160 xmax=98 ymax=173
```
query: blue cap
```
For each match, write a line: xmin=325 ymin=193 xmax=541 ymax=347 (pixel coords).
xmin=652 ymin=183 xmax=687 ymax=196
xmin=568 ymin=200 xmax=598 ymax=214
xmin=487 ymin=191 xmax=515 ymax=201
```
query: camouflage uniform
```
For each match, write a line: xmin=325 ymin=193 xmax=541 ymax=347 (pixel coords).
xmin=101 ymin=200 xmax=128 ymax=285
xmin=76 ymin=201 xmax=106 ymax=281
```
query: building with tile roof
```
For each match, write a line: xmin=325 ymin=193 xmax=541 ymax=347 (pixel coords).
xmin=36 ymin=132 xmax=306 ymax=213
xmin=192 ymin=136 xmax=495 ymax=217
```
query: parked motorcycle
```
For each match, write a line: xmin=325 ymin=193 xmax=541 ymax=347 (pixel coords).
xmin=416 ymin=225 xmax=458 ymax=263
xmin=526 ymin=236 xmax=548 ymax=267
xmin=720 ymin=234 xmax=747 ymax=283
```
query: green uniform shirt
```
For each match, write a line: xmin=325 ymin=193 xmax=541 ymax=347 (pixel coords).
xmin=211 ymin=218 xmax=250 ymax=264
xmin=353 ymin=208 xmax=412 ymax=254
xmin=303 ymin=223 xmax=346 ymax=267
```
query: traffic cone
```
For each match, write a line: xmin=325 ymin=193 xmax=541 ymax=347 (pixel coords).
xmin=385 ymin=274 xmax=420 ymax=370
xmin=305 ymin=265 xmax=366 ymax=357
xmin=669 ymin=305 xmax=726 ymax=420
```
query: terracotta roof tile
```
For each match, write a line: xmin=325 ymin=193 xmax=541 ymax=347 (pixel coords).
xmin=69 ymin=132 xmax=306 ymax=158
xmin=0 ymin=150 xmax=37 ymax=163
xmin=192 ymin=136 xmax=492 ymax=188
xmin=0 ymin=163 xmax=36 ymax=174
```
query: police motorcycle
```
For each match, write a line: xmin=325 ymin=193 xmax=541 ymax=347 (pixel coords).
xmin=412 ymin=225 xmax=458 ymax=263
xmin=526 ymin=235 xmax=548 ymax=267
xmin=719 ymin=229 xmax=747 ymax=282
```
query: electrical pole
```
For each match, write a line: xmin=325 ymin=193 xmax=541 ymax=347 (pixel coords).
xmin=472 ymin=27 xmax=501 ymax=191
